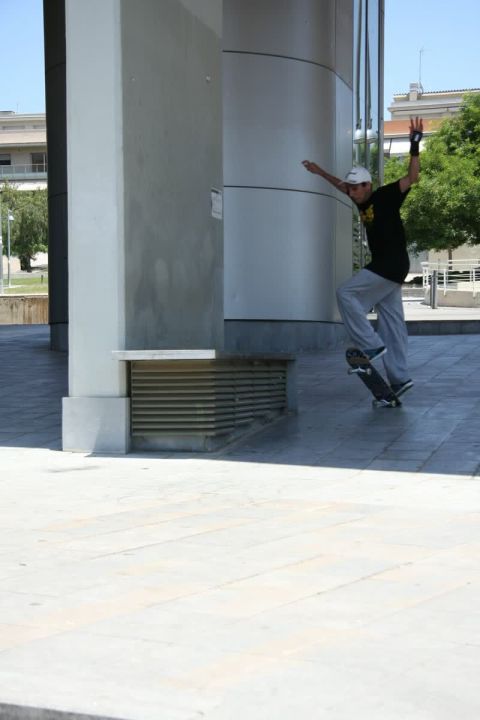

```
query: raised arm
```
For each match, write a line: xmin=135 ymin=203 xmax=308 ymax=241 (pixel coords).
xmin=399 ymin=117 xmax=423 ymax=193
xmin=302 ymin=160 xmax=349 ymax=195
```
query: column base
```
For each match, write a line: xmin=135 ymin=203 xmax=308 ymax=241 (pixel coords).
xmin=63 ymin=397 xmax=130 ymax=453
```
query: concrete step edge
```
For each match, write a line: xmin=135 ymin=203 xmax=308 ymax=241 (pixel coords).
xmin=0 ymin=703 xmax=125 ymax=720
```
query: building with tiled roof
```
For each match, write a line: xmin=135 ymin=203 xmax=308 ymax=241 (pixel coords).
xmin=388 ymin=83 xmax=480 ymax=120
xmin=384 ymin=83 xmax=480 ymax=157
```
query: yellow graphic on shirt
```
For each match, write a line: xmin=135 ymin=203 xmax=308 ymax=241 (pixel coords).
xmin=360 ymin=205 xmax=374 ymax=226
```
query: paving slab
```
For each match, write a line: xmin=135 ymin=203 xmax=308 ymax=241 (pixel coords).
xmin=0 ymin=324 xmax=480 ymax=719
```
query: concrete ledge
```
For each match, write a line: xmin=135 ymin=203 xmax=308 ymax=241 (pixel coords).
xmin=424 ymin=289 xmax=480 ymax=307
xmin=406 ymin=319 xmax=480 ymax=335
xmin=114 ymin=351 xmax=297 ymax=452
xmin=113 ymin=349 xmax=294 ymax=361
xmin=0 ymin=704 xmax=122 ymax=720
xmin=0 ymin=295 xmax=48 ymax=324
xmin=371 ymin=317 xmax=480 ymax=335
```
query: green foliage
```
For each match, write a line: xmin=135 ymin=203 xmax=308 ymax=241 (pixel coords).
xmin=1 ymin=182 xmax=48 ymax=271
xmin=435 ymin=92 xmax=480 ymax=163
xmin=384 ymin=93 xmax=480 ymax=255
xmin=4 ymin=274 xmax=48 ymax=295
xmin=403 ymin=153 xmax=480 ymax=254
xmin=384 ymin=155 xmax=408 ymax=185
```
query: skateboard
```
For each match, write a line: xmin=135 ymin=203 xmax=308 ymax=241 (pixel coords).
xmin=346 ymin=347 xmax=402 ymax=408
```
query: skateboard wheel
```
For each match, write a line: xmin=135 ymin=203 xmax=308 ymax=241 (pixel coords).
xmin=372 ymin=399 xmax=399 ymax=408
xmin=366 ymin=368 xmax=372 ymax=376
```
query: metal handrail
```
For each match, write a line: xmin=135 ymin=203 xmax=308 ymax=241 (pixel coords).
xmin=0 ymin=163 xmax=48 ymax=177
xmin=422 ymin=260 xmax=480 ymax=298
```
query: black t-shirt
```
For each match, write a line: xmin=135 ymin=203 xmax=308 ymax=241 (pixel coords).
xmin=357 ymin=181 xmax=410 ymax=284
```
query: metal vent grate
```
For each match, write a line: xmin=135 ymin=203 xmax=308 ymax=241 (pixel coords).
xmin=130 ymin=359 xmax=287 ymax=437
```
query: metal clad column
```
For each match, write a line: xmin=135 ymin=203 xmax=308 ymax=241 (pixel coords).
xmin=223 ymin=0 xmax=354 ymax=350
xmin=121 ymin=0 xmax=224 ymax=351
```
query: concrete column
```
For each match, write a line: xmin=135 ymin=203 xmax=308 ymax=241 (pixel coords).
xmin=62 ymin=0 xmax=223 ymax=453
xmin=121 ymin=0 xmax=224 ymax=351
xmin=223 ymin=0 xmax=354 ymax=351
xmin=43 ymin=0 xmax=68 ymax=352
xmin=62 ymin=0 xmax=128 ymax=452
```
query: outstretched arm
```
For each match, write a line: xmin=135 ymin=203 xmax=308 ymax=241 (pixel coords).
xmin=399 ymin=117 xmax=423 ymax=193
xmin=302 ymin=160 xmax=349 ymax=195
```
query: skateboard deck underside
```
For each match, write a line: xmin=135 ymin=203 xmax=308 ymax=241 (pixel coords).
xmin=346 ymin=348 xmax=401 ymax=408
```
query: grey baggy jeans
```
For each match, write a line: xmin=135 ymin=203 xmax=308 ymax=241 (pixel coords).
xmin=336 ymin=268 xmax=409 ymax=385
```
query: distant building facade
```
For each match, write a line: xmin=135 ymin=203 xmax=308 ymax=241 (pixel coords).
xmin=0 ymin=111 xmax=47 ymax=190
xmin=384 ymin=82 xmax=480 ymax=158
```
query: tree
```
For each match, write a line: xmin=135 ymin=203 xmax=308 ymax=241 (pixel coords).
xmin=0 ymin=182 xmax=48 ymax=271
xmin=0 ymin=181 xmax=20 ymax=225
xmin=14 ymin=189 xmax=49 ymax=271
xmin=0 ymin=181 xmax=21 ymax=266
xmin=402 ymin=152 xmax=480 ymax=259
xmin=384 ymin=93 xmax=480 ymax=259
xmin=434 ymin=92 xmax=480 ymax=165
xmin=384 ymin=155 xmax=408 ymax=185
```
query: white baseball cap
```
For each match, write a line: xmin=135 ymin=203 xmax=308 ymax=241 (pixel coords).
xmin=344 ymin=166 xmax=372 ymax=184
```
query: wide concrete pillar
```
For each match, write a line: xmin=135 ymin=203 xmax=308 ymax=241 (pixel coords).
xmin=62 ymin=0 xmax=223 ymax=453
xmin=43 ymin=0 xmax=68 ymax=352
xmin=223 ymin=0 xmax=354 ymax=352
xmin=122 ymin=0 xmax=224 ymax=351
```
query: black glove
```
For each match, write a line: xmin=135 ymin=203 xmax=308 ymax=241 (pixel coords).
xmin=410 ymin=129 xmax=423 ymax=156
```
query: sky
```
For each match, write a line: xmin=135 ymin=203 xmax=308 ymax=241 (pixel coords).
xmin=384 ymin=0 xmax=480 ymax=117
xmin=0 ymin=0 xmax=479 ymax=117
xmin=0 ymin=0 xmax=45 ymax=114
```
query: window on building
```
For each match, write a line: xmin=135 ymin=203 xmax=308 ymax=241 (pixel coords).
xmin=0 ymin=153 xmax=11 ymax=166
xmin=31 ymin=152 xmax=47 ymax=172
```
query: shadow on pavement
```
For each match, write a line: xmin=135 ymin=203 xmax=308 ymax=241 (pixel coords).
xmin=1 ymin=326 xmax=480 ymax=477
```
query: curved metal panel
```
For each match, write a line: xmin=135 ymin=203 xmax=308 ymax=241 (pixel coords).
xmin=334 ymin=202 xmax=354 ymax=321
xmin=223 ymin=54 xmax=338 ymax=191
xmin=335 ymin=76 xmax=354 ymax=180
xmin=222 ymin=0 xmax=356 ymax=332
xmin=224 ymin=0 xmax=335 ymax=70
xmin=224 ymin=188 xmax=339 ymax=321
xmin=335 ymin=0 xmax=354 ymax=86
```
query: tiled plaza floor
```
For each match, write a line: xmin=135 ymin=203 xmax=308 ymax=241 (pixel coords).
xmin=1 ymin=324 xmax=480 ymax=720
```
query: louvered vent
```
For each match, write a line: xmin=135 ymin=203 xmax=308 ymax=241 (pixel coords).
xmin=130 ymin=359 xmax=287 ymax=438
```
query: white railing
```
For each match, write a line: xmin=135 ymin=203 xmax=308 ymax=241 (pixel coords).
xmin=0 ymin=164 xmax=47 ymax=179
xmin=422 ymin=259 xmax=480 ymax=298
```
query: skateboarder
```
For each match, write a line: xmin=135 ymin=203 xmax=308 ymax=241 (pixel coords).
xmin=302 ymin=117 xmax=423 ymax=397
